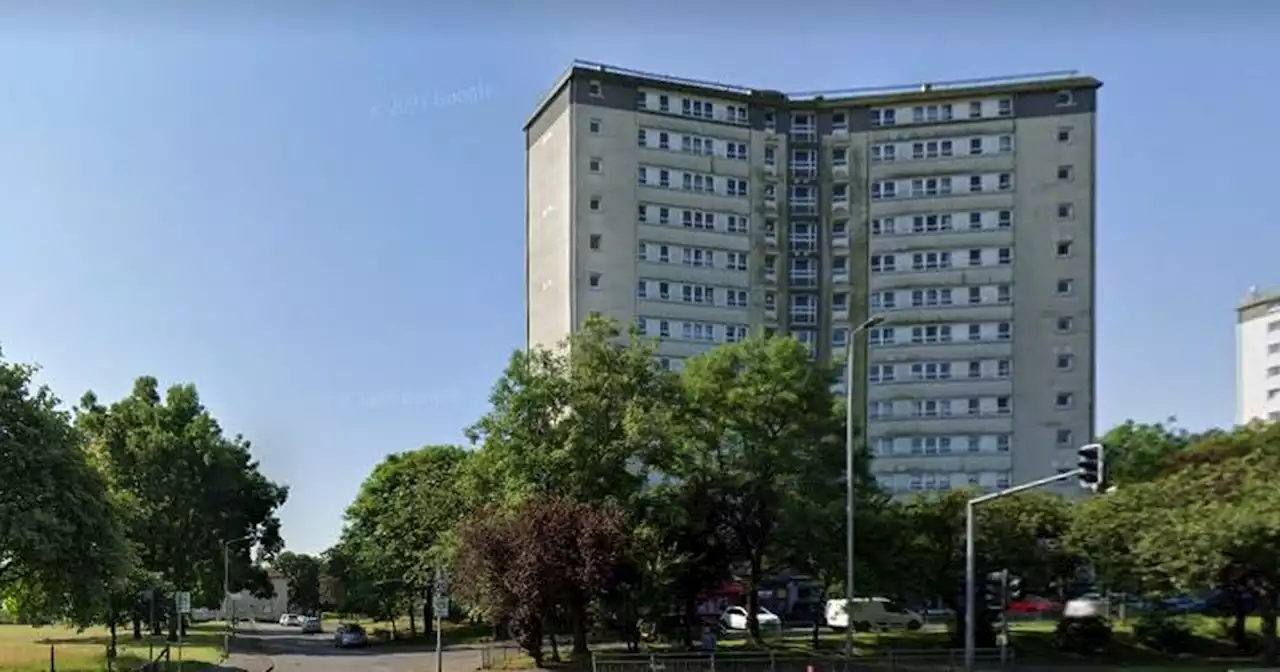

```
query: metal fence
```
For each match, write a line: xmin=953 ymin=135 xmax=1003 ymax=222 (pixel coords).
xmin=587 ymin=650 xmax=1015 ymax=672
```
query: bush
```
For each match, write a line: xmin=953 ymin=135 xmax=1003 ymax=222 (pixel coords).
xmin=1055 ymin=616 xmax=1113 ymax=653
xmin=1133 ymin=612 xmax=1196 ymax=653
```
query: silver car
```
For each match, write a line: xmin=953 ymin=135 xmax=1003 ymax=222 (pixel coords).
xmin=333 ymin=623 xmax=368 ymax=648
xmin=301 ymin=617 xmax=322 ymax=634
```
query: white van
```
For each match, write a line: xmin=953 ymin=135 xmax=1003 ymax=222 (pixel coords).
xmin=825 ymin=597 xmax=924 ymax=632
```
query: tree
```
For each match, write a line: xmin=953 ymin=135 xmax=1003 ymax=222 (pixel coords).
xmin=339 ymin=445 xmax=471 ymax=634
xmin=893 ymin=490 xmax=1079 ymax=646
xmin=1070 ymin=422 xmax=1280 ymax=663
xmin=463 ymin=317 xmax=676 ymax=508
xmin=676 ymin=335 xmax=843 ymax=641
xmin=1099 ymin=419 xmax=1202 ymax=486
xmin=0 ymin=353 xmax=128 ymax=628
xmin=274 ymin=552 xmax=323 ymax=615
xmin=453 ymin=496 xmax=627 ymax=664
xmin=75 ymin=377 xmax=288 ymax=640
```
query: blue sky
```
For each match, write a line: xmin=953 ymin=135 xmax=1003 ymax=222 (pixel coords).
xmin=1 ymin=3 xmax=1275 ymax=554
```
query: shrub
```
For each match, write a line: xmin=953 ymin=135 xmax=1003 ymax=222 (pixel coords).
xmin=1133 ymin=612 xmax=1196 ymax=653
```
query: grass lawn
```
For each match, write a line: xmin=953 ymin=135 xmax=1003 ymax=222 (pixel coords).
xmin=0 ymin=622 xmax=224 ymax=672
xmin=480 ymin=616 xmax=1276 ymax=670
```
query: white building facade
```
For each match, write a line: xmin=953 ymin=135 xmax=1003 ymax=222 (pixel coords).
xmin=1236 ymin=288 xmax=1280 ymax=424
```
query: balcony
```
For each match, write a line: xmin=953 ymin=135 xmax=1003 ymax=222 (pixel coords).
xmin=831 ymin=196 xmax=850 ymax=214
xmin=791 ymin=128 xmax=817 ymax=144
xmin=790 ymin=273 xmax=818 ymax=288
xmin=789 ymin=233 xmax=818 ymax=253
xmin=832 ymin=233 xmax=849 ymax=248
xmin=789 ymin=200 xmax=818 ymax=216
xmin=832 ymin=161 xmax=849 ymax=179
xmin=790 ymin=163 xmax=817 ymax=181
xmin=831 ymin=269 xmax=850 ymax=285
xmin=764 ymin=162 xmax=777 ymax=176
xmin=764 ymin=229 xmax=778 ymax=246
xmin=790 ymin=310 xmax=818 ymax=325
xmin=764 ymin=197 xmax=779 ymax=212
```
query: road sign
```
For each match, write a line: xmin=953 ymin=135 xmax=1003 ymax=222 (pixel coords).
xmin=433 ymin=596 xmax=450 ymax=619
xmin=433 ymin=568 xmax=450 ymax=594
xmin=175 ymin=592 xmax=192 ymax=614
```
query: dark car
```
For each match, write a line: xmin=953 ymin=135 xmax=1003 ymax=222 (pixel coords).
xmin=333 ymin=623 xmax=369 ymax=648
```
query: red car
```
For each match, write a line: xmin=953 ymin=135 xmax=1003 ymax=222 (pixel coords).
xmin=1007 ymin=597 xmax=1062 ymax=614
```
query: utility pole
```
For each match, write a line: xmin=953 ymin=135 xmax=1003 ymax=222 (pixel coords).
xmin=222 ymin=535 xmax=253 ymax=657
xmin=844 ymin=314 xmax=883 ymax=657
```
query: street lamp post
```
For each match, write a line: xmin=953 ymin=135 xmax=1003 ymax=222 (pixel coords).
xmin=222 ymin=535 xmax=253 ymax=656
xmin=845 ymin=314 xmax=884 ymax=657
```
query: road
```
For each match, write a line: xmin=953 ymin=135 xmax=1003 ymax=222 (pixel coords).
xmin=224 ymin=621 xmax=485 ymax=672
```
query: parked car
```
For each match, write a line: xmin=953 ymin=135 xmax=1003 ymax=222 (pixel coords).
xmin=333 ymin=623 xmax=369 ymax=648
xmin=1160 ymin=595 xmax=1207 ymax=613
xmin=1007 ymin=597 xmax=1062 ymax=615
xmin=826 ymin=598 xmax=924 ymax=632
xmin=279 ymin=613 xmax=303 ymax=626
xmin=301 ymin=617 xmax=322 ymax=634
xmin=719 ymin=606 xmax=783 ymax=635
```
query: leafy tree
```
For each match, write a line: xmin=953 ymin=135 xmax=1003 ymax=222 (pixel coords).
xmin=676 ymin=335 xmax=842 ymax=641
xmin=1099 ymin=419 xmax=1201 ymax=486
xmin=893 ymin=490 xmax=1079 ymax=646
xmin=274 ymin=552 xmax=323 ymax=614
xmin=463 ymin=317 xmax=675 ymax=508
xmin=0 ymin=353 xmax=128 ymax=628
xmin=339 ymin=445 xmax=471 ymax=633
xmin=1071 ymin=422 xmax=1280 ymax=663
xmin=75 ymin=377 xmax=288 ymax=640
xmin=454 ymin=496 xmax=626 ymax=664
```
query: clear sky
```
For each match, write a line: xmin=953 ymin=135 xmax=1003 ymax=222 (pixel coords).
xmin=1 ymin=2 xmax=1276 ymax=555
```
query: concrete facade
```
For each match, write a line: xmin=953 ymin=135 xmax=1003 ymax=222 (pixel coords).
xmin=525 ymin=61 xmax=1100 ymax=495
xmin=1236 ymin=288 xmax=1280 ymax=424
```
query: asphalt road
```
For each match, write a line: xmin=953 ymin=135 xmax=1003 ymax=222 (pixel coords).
xmin=225 ymin=622 xmax=485 ymax=672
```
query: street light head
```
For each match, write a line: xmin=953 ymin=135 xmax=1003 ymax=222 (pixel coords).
xmin=866 ymin=315 xmax=885 ymax=327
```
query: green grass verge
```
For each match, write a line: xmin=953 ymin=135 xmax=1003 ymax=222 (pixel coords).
xmin=0 ymin=622 xmax=223 ymax=672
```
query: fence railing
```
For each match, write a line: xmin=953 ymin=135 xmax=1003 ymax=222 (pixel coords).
xmin=471 ymin=649 xmax=1019 ymax=672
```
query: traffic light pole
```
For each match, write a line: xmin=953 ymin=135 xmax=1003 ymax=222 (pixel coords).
xmin=964 ymin=468 xmax=1084 ymax=672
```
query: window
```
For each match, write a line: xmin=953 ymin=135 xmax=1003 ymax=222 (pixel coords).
xmin=589 ymin=272 xmax=602 ymax=288
xmin=1057 ymin=354 xmax=1075 ymax=370
xmin=832 ymin=219 xmax=848 ymax=238
xmin=1268 ymin=343 xmax=1280 ymax=355
xmin=1269 ymin=366 xmax=1280 ymax=378
xmin=1268 ymin=320 xmax=1280 ymax=332
xmin=997 ymin=322 xmax=1012 ymax=340
xmin=1057 ymin=203 xmax=1075 ymax=219
xmin=1057 ymin=127 xmax=1073 ymax=143
xmin=727 ymin=289 xmax=749 ymax=308
xmin=1056 ymin=279 xmax=1075 ymax=296
xmin=969 ymin=175 xmax=982 ymax=193
xmin=997 ymin=396 xmax=1011 ymax=414
xmin=997 ymin=248 xmax=1012 ymax=265
xmin=589 ymin=158 xmax=601 ymax=173
xmin=588 ymin=81 xmax=602 ymax=97
xmin=998 ymin=210 xmax=1012 ymax=228
xmin=658 ymin=94 xmax=670 ymax=112
xmin=869 ymin=364 xmax=896 ymax=383
xmin=1056 ymin=429 xmax=1073 ymax=447
xmin=832 ymin=328 xmax=849 ymax=347
xmin=1055 ymin=90 xmax=1075 ymax=106
xmin=589 ymin=197 xmax=601 ymax=211
xmin=997 ymin=98 xmax=1012 ymax=117
xmin=998 ymin=173 xmax=1012 ymax=191
xmin=637 ymin=129 xmax=647 ymax=147
xmin=968 ymin=101 xmax=982 ymax=118
xmin=969 ymin=138 xmax=983 ymax=155
xmin=636 ymin=281 xmax=647 ymax=298
xmin=997 ymin=435 xmax=1011 ymax=452
xmin=831 ymin=112 xmax=847 ymax=131
xmin=1055 ymin=392 xmax=1075 ymax=409
xmin=998 ymin=135 xmax=1013 ymax=153
xmin=871 ymin=254 xmax=896 ymax=273
xmin=1056 ymin=316 xmax=1074 ymax=332
xmin=726 ymin=252 xmax=748 ymax=271
xmin=1057 ymin=165 xmax=1074 ymax=181
xmin=589 ymin=234 xmax=601 ymax=250
xmin=589 ymin=118 xmax=601 ymax=133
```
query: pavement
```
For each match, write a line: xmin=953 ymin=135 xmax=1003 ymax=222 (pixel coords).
xmin=224 ymin=621 xmax=486 ymax=672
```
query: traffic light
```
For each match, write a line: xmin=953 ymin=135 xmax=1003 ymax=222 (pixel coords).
xmin=984 ymin=570 xmax=1008 ymax=610
xmin=1077 ymin=443 xmax=1105 ymax=491
xmin=1007 ymin=574 xmax=1023 ymax=602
